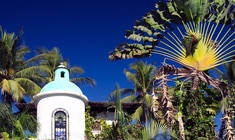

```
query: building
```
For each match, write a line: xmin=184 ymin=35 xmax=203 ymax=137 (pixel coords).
xmin=33 ymin=64 xmax=88 ymax=140
xmin=88 ymin=101 xmax=140 ymax=135
xmin=16 ymin=64 xmax=141 ymax=139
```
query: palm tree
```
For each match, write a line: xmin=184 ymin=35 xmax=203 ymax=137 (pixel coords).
xmin=0 ymin=104 xmax=13 ymax=135
xmin=108 ymin=84 xmax=178 ymax=140
xmin=109 ymin=1 xmax=235 ymax=139
xmin=0 ymin=27 xmax=41 ymax=104
xmin=108 ymin=61 xmax=157 ymax=127
xmin=96 ymin=84 xmax=143 ymax=139
xmin=0 ymin=27 xmax=43 ymax=139
xmin=0 ymin=103 xmax=36 ymax=139
xmin=124 ymin=61 xmax=157 ymax=126
xmin=124 ymin=61 xmax=156 ymax=97
xmin=28 ymin=47 xmax=96 ymax=87
xmin=108 ymin=61 xmax=177 ymax=138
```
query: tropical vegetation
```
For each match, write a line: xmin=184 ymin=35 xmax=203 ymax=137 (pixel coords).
xmin=0 ymin=27 xmax=95 ymax=139
xmin=109 ymin=0 xmax=235 ymax=139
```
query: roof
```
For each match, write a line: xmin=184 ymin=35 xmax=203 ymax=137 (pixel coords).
xmin=16 ymin=101 xmax=142 ymax=116
xmin=40 ymin=80 xmax=83 ymax=94
xmin=40 ymin=64 xmax=83 ymax=94
xmin=34 ymin=64 xmax=88 ymax=104
xmin=88 ymin=101 xmax=142 ymax=115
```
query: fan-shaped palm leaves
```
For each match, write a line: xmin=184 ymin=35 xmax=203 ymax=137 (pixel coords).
xmin=155 ymin=21 xmax=235 ymax=72
xmin=109 ymin=0 xmax=235 ymax=61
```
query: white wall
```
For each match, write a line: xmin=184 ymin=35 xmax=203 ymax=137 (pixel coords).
xmin=35 ymin=91 xmax=86 ymax=140
xmin=95 ymin=112 xmax=114 ymax=125
xmin=91 ymin=111 xmax=115 ymax=136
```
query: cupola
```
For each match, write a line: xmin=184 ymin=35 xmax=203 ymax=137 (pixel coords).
xmin=34 ymin=63 xmax=88 ymax=140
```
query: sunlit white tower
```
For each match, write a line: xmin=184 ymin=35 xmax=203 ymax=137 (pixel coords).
xmin=34 ymin=63 xmax=88 ymax=140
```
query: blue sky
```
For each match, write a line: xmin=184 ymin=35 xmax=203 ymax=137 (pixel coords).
xmin=0 ymin=0 xmax=158 ymax=101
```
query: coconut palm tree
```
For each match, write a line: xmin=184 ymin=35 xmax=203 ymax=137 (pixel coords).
xmin=108 ymin=61 xmax=156 ymax=123
xmin=109 ymin=1 xmax=235 ymax=139
xmin=121 ymin=61 xmax=157 ymax=126
xmin=28 ymin=47 xmax=96 ymax=87
xmin=108 ymin=61 xmax=177 ymax=138
xmin=0 ymin=27 xmax=43 ymax=139
xmin=0 ymin=27 xmax=41 ymax=104
xmin=124 ymin=61 xmax=156 ymax=96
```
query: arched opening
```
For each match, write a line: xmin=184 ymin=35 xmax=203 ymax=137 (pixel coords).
xmin=53 ymin=109 xmax=68 ymax=140
xmin=61 ymin=71 xmax=65 ymax=78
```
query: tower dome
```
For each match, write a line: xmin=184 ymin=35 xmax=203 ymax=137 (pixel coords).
xmin=35 ymin=63 xmax=88 ymax=103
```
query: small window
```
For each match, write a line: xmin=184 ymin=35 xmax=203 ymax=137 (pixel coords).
xmin=61 ymin=71 xmax=65 ymax=78
xmin=54 ymin=111 xmax=67 ymax=140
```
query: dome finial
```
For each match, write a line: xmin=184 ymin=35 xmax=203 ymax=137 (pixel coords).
xmin=57 ymin=62 xmax=67 ymax=68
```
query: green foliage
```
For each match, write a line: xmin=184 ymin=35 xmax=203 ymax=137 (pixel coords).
xmin=85 ymin=106 xmax=95 ymax=140
xmin=96 ymin=120 xmax=142 ymax=140
xmin=0 ymin=27 xmax=34 ymax=103
xmin=140 ymin=120 xmax=179 ymax=140
xmin=17 ymin=110 xmax=37 ymax=134
xmin=173 ymin=79 xmax=221 ymax=139
xmin=217 ymin=61 xmax=235 ymax=138
xmin=0 ymin=103 xmax=37 ymax=139
xmin=85 ymin=105 xmax=143 ymax=140
xmin=0 ymin=104 xmax=14 ymax=135
xmin=0 ymin=132 xmax=10 ymax=140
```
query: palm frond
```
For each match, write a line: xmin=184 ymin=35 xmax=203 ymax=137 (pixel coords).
xmin=8 ymin=80 xmax=25 ymax=102
xmin=0 ymin=79 xmax=10 ymax=94
xmin=124 ymin=61 xmax=156 ymax=95
xmin=120 ymin=95 xmax=136 ymax=103
xmin=14 ymin=78 xmax=41 ymax=96
xmin=18 ymin=110 xmax=37 ymax=133
xmin=108 ymin=88 xmax=135 ymax=102
xmin=70 ymin=77 xmax=95 ymax=87
xmin=154 ymin=20 xmax=235 ymax=71
xmin=69 ymin=67 xmax=84 ymax=75
xmin=18 ymin=65 xmax=51 ymax=85
xmin=132 ymin=106 xmax=143 ymax=122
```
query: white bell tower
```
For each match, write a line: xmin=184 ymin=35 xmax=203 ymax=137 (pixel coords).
xmin=34 ymin=64 xmax=88 ymax=140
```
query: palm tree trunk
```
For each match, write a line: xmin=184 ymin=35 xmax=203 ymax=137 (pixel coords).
xmin=192 ymin=74 xmax=199 ymax=90
xmin=190 ymin=75 xmax=200 ymax=114
xmin=177 ymin=112 xmax=186 ymax=140
xmin=219 ymin=109 xmax=235 ymax=140
xmin=3 ymin=91 xmax=7 ymax=103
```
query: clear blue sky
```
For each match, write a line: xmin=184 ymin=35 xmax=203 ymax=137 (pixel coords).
xmin=0 ymin=0 xmax=158 ymax=101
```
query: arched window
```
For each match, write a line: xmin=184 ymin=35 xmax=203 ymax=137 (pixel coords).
xmin=54 ymin=110 xmax=67 ymax=140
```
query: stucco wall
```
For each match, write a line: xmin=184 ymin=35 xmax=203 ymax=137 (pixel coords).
xmin=36 ymin=92 xmax=86 ymax=140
